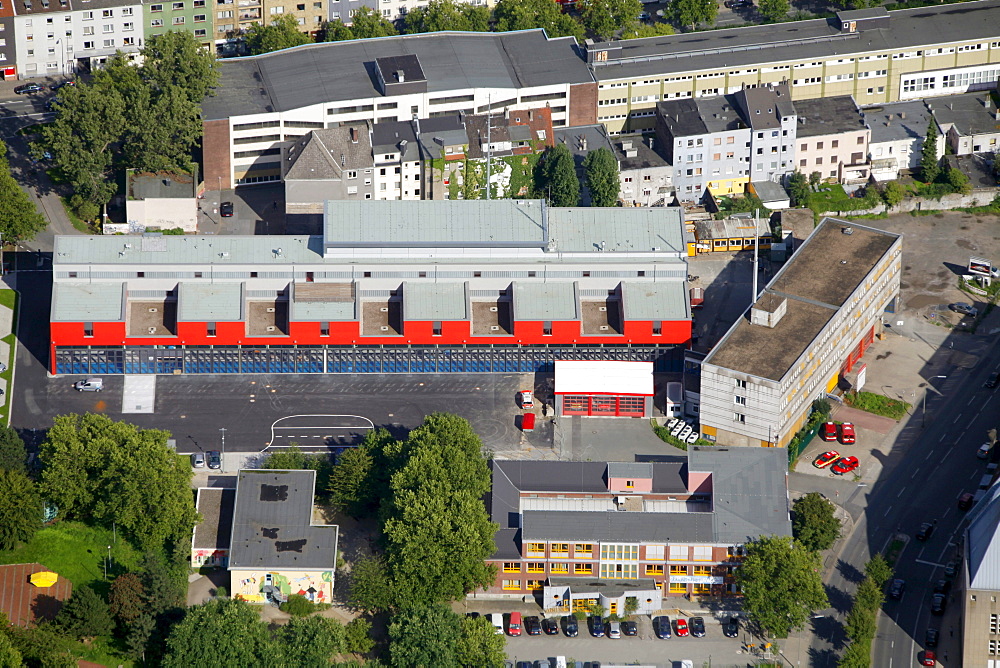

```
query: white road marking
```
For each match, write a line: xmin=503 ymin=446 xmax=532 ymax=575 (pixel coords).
xmin=914 ymin=559 xmax=944 ymax=567
xmin=897 ymin=487 xmax=906 ymax=497
xmin=952 ymin=413 xmax=963 ymax=424
xmin=938 ymin=434 xmax=946 ymax=443
xmin=884 ymin=505 xmax=893 ymax=517
xmin=926 ymin=450 xmax=935 ymax=460
xmin=267 ymin=414 xmax=375 ymax=447
xmin=911 ymin=469 xmax=919 ymax=479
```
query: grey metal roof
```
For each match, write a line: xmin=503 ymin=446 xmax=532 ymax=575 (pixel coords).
xmin=864 ymin=100 xmax=936 ymax=144
xmin=289 ymin=299 xmax=356 ymax=322
xmin=54 ymin=235 xmax=325 ymax=265
xmin=688 ymin=446 xmax=791 ymax=544
xmin=193 ymin=488 xmax=236 ymax=550
xmin=587 ymin=1 xmax=1000 ymax=81
xmin=403 ymin=281 xmax=468 ymax=321
xmin=607 ymin=462 xmax=653 ymax=479
xmin=966 ymin=480 xmax=1000 ymax=590
xmin=228 ymin=470 xmax=338 ymax=571
xmin=51 ymin=283 xmax=124 ymax=322
xmin=794 ymin=95 xmax=865 ymax=137
xmin=513 ymin=281 xmax=578 ymax=321
xmin=930 ymin=92 xmax=1000 ymax=136
xmin=548 ymin=576 xmax=659 ymax=598
xmin=178 ymin=283 xmax=243 ymax=322
xmin=749 ymin=180 xmax=789 ymax=203
xmin=202 ymin=31 xmax=593 ymax=121
xmin=621 ymin=281 xmax=688 ymax=321
xmin=547 ymin=206 xmax=687 ymax=254
xmin=523 ymin=509 xmax=716 ymax=543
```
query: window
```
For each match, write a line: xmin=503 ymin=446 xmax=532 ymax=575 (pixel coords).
xmin=543 ymin=321 xmax=552 ymax=336
xmin=123 ymin=22 xmax=134 ymax=30
xmin=502 ymin=580 xmax=521 ymax=590
xmin=693 ymin=566 xmax=712 ymax=576
xmin=150 ymin=3 xmax=162 ymax=10
xmin=102 ymin=8 xmax=113 ymax=16
xmin=669 ymin=545 xmax=688 ymax=561
xmin=646 ymin=545 xmax=665 ymax=560
xmin=574 ymin=543 xmax=593 ymax=557
xmin=645 ymin=564 xmax=664 ymax=575
xmin=527 ymin=580 xmax=544 ymax=591
xmin=550 ymin=563 xmax=568 ymax=574
xmin=270 ymin=4 xmax=283 ymax=12
xmin=207 ymin=323 xmax=216 ymax=337
xmin=990 ymin=613 xmax=1000 ymax=635
xmin=346 ymin=170 xmax=357 ymax=179
xmin=172 ymin=16 xmax=185 ymax=23
xmin=831 ymin=140 xmax=839 ymax=149
xmin=735 ymin=379 xmax=747 ymax=389
xmin=194 ymin=14 xmax=205 ymax=21
xmin=84 ymin=322 xmax=94 ymax=337
xmin=149 ymin=20 xmax=163 ymax=27
xmin=527 ymin=542 xmax=545 ymax=555
xmin=503 ymin=562 xmax=520 ymax=573
xmin=83 ymin=40 xmax=96 ymax=47
xmin=669 ymin=564 xmax=687 ymax=575
xmin=734 ymin=412 xmax=746 ymax=423
xmin=527 ymin=563 xmax=544 ymax=573
xmin=734 ymin=396 xmax=746 ymax=406
xmin=693 ymin=546 xmax=713 ymax=561
xmin=574 ymin=563 xmax=594 ymax=575
xmin=551 ymin=543 xmax=569 ymax=556
xmin=320 ymin=322 xmax=330 ymax=337
xmin=432 ymin=321 xmax=442 ymax=336
xmin=102 ymin=24 xmax=114 ymax=32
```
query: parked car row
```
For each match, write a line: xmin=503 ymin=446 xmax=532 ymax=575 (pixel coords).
xmin=812 ymin=450 xmax=860 ymax=475
xmin=653 ymin=615 xmax=735 ymax=639
xmin=819 ymin=421 xmax=856 ymax=444
xmin=474 ymin=612 xmax=737 ymax=640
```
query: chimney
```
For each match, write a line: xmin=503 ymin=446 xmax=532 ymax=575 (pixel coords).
xmin=948 ymin=103 xmax=953 ymax=110
xmin=581 ymin=135 xmax=588 ymax=150
xmin=899 ymin=112 xmax=906 ymax=119
xmin=995 ymin=109 xmax=1000 ymax=121
xmin=985 ymin=97 xmax=992 ymax=109
xmin=648 ymin=137 xmax=654 ymax=150
xmin=396 ymin=70 xmax=405 ymax=83
xmin=350 ymin=127 xmax=358 ymax=143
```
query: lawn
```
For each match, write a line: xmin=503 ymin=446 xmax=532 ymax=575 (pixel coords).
xmin=844 ymin=391 xmax=912 ymax=421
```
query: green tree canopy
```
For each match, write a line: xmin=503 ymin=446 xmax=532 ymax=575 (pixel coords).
xmin=275 ymin=615 xmax=345 ymax=667
xmin=121 ymin=84 xmax=203 ymax=173
xmin=348 ymin=554 xmax=394 ymax=613
xmin=140 ymin=30 xmax=219 ymax=103
xmin=344 ymin=617 xmax=375 ymax=654
xmin=540 ymin=143 xmax=581 ymax=207
xmin=920 ymin=119 xmax=940 ymax=183
xmin=0 ymin=469 xmax=42 ymax=550
xmin=457 ymin=614 xmax=507 ymax=668
xmin=620 ymin=21 xmax=675 ymax=38
xmin=791 ymin=492 xmax=842 ymax=552
xmin=405 ymin=0 xmax=491 ymax=33
xmin=0 ymin=425 xmax=27 ymax=474
xmin=670 ymin=0 xmax=717 ymax=30
xmin=881 ymin=180 xmax=905 ymax=208
xmin=349 ymin=7 xmax=399 ymax=39
xmin=53 ymin=586 xmax=114 ymax=639
xmin=388 ymin=604 xmax=464 ymax=668
xmin=736 ymin=535 xmax=829 ymax=637
xmin=758 ymin=0 xmax=790 ymax=22
xmin=244 ymin=14 xmax=312 ymax=55
xmin=109 ymin=573 xmax=146 ymax=628
xmin=319 ymin=19 xmax=356 ymax=41
xmin=39 ymin=414 xmax=199 ymax=553
xmin=583 ymin=146 xmax=620 ymax=207
xmin=493 ymin=0 xmax=585 ymax=40
xmin=0 ymin=630 xmax=22 ymax=668
xmin=787 ymin=171 xmax=809 ymax=207
xmin=580 ymin=0 xmax=643 ymax=41
xmin=162 ymin=599 xmax=273 ymax=667
xmin=947 ymin=166 xmax=971 ymax=194
xmin=0 ymin=141 xmax=46 ymax=244
xmin=328 ymin=444 xmax=376 ymax=518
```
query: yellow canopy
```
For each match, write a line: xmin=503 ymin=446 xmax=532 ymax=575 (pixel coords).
xmin=29 ymin=571 xmax=58 ymax=587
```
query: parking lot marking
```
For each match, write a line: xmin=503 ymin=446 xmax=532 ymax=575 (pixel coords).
xmin=884 ymin=505 xmax=893 ymax=517
xmin=952 ymin=413 xmax=963 ymax=424
xmin=911 ymin=469 xmax=919 ymax=479
xmin=268 ymin=414 xmax=375 ymax=447
xmin=897 ymin=487 xmax=906 ymax=497
xmin=914 ymin=559 xmax=943 ymax=568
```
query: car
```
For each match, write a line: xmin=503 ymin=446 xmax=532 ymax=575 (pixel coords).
xmin=487 ymin=613 xmax=504 ymax=635
xmin=916 ymin=522 xmax=936 ymax=541
xmin=925 ymin=628 xmax=939 ymax=648
xmin=831 ymin=456 xmax=859 ymax=475
xmin=542 ymin=617 xmax=559 ymax=635
xmin=606 ymin=621 xmax=621 ymax=639
xmin=621 ymin=621 xmax=637 ymax=636
xmin=220 ymin=201 xmax=235 ymax=217
xmin=191 ymin=452 xmax=206 ymax=468
xmin=985 ymin=372 xmax=1000 ymax=389
xmin=515 ymin=662 xmax=532 ymax=668
xmin=562 ymin=615 xmax=578 ymax=637
xmin=724 ymin=0 xmax=753 ymax=7
xmin=979 ymin=442 xmax=992 ymax=459
xmin=636 ymin=11 xmax=650 ymax=20
xmin=74 ymin=378 xmax=104 ymax=392
xmin=944 ymin=560 xmax=959 ymax=579
xmin=814 ymin=450 xmax=841 ymax=469
xmin=932 ymin=579 xmax=951 ymax=595
xmin=654 ymin=615 xmax=672 ymax=639
xmin=673 ymin=618 xmax=689 ymax=637
xmin=0 ymin=362 xmax=7 ymax=373
xmin=839 ymin=422 xmax=856 ymax=444
xmin=518 ymin=390 xmax=534 ymax=409
xmin=14 ymin=83 xmax=44 ymax=94
xmin=950 ymin=302 xmax=978 ymax=317
xmin=49 ymin=80 xmax=75 ymax=90
xmin=722 ymin=616 xmax=739 ymax=637
xmin=819 ymin=422 xmax=838 ymax=441
xmin=45 ymin=97 xmax=60 ymax=111
xmin=466 ymin=612 xmax=480 ymax=620
xmin=524 ymin=615 xmax=541 ymax=636
xmin=959 ymin=492 xmax=976 ymax=510
xmin=589 ymin=615 xmax=605 ymax=637
xmin=508 ymin=611 xmax=522 ymax=636
xmin=207 ymin=450 xmax=222 ymax=469
xmin=888 ymin=578 xmax=906 ymax=600
xmin=689 ymin=617 xmax=706 ymax=637
xmin=921 ymin=650 xmax=937 ymax=666
xmin=930 ymin=593 xmax=947 ymax=615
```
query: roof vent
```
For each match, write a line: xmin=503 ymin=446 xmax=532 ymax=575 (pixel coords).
xmin=395 ymin=70 xmax=405 ymax=83
xmin=842 ymin=226 xmax=854 ymax=235
xmin=840 ymin=259 xmax=848 ymax=265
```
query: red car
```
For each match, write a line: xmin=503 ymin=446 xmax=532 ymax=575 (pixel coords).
xmin=839 ymin=422 xmax=856 ymax=444
xmin=831 ymin=456 xmax=859 ymax=475
xmin=814 ymin=451 xmax=841 ymax=469
xmin=673 ymin=618 xmax=689 ymax=637
xmin=921 ymin=650 xmax=936 ymax=666
xmin=819 ymin=422 xmax=837 ymax=441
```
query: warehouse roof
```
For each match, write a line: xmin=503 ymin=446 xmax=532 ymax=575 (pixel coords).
xmin=178 ymin=283 xmax=244 ymax=322
xmin=513 ymin=281 xmax=579 ymax=321
xmin=51 ymin=283 xmax=124 ymax=322
xmin=523 ymin=509 xmax=715 ymax=543
xmin=554 ymin=360 xmax=654 ymax=396
xmin=403 ymin=281 xmax=469 ymax=321
xmin=621 ymin=281 xmax=688 ymax=321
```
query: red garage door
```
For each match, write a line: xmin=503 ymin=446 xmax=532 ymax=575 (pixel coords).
xmin=561 ymin=394 xmax=646 ymax=417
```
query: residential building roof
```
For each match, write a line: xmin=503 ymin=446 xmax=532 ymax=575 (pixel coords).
xmin=966 ymin=480 xmax=1000 ymax=590
xmin=51 ymin=283 xmax=124 ymax=322
xmin=734 ymin=84 xmax=794 ymax=131
xmin=202 ymin=30 xmax=593 ymax=121
xmin=284 ymin=123 xmax=373 ymax=181
xmin=229 ymin=470 xmax=338 ymax=571
xmin=656 ymin=96 xmax=746 ymax=137
xmin=403 ymin=281 xmax=469 ymax=321
xmin=548 ymin=576 xmax=659 ymax=598
xmin=554 ymin=124 xmax=616 ymax=162
xmin=522 ymin=509 xmax=715 ymax=543
xmin=930 ymin=92 xmax=1000 ymax=136
xmin=750 ymin=181 xmax=790 ymax=204
xmin=794 ymin=95 xmax=866 ymax=137
xmin=613 ymin=135 xmax=671 ymax=172
xmin=553 ymin=360 xmax=654 ymax=396
xmin=193 ymin=488 xmax=236 ymax=551
xmin=863 ymin=100 xmax=936 ymax=145
xmin=177 ymin=283 xmax=243 ymax=322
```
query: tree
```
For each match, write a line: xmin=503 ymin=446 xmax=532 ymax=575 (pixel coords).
xmin=279 ymin=594 xmax=318 ymax=617
xmin=349 ymin=554 xmax=395 ymax=613
xmin=139 ymin=30 xmax=219 ymax=104
xmin=39 ymin=414 xmax=199 ymax=553
xmin=0 ymin=631 xmax=22 ymax=668
xmin=0 ymin=142 xmax=46 ymax=244
xmin=670 ymin=0 xmax=717 ymax=30
xmin=736 ymin=535 xmax=829 ymax=637
xmin=457 ymin=614 xmax=506 ymax=668
xmin=122 ymin=84 xmax=203 ymax=173
xmin=993 ymin=151 xmax=1000 ymax=182
xmin=758 ymin=0 xmax=790 ymax=22
xmin=493 ymin=0 xmax=586 ymax=40
xmin=349 ymin=7 xmax=398 ymax=39
xmin=344 ymin=617 xmax=375 ymax=654
xmin=920 ymin=119 xmax=940 ymax=183
xmin=244 ymin=15 xmax=311 ymax=55
xmin=329 ymin=445 xmax=376 ymax=517
xmin=579 ymin=0 xmax=643 ymax=41
xmin=620 ymin=21 xmax=675 ymax=38
xmin=787 ymin=171 xmax=810 ymax=207
xmin=947 ymin=166 xmax=971 ymax=195
xmin=405 ymin=0 xmax=491 ymax=33
xmin=275 ymin=615 xmax=345 ymax=667
xmin=53 ymin=586 xmax=114 ymax=639
xmin=583 ymin=147 xmax=620 ymax=207
xmin=382 ymin=414 xmax=498 ymax=608
xmin=162 ymin=599 xmax=273 ymax=667
xmin=864 ymin=553 xmax=893 ymax=588
xmin=791 ymin=492 xmax=842 ymax=552
xmin=109 ymin=573 xmax=145 ymax=628
xmin=540 ymin=144 xmax=580 ymax=208
xmin=319 ymin=19 xmax=356 ymax=41
xmin=0 ymin=470 xmax=42 ymax=550
xmin=881 ymin=180 xmax=905 ymax=209
xmin=0 ymin=426 xmax=26 ymax=474
xmin=388 ymin=605 xmax=463 ymax=668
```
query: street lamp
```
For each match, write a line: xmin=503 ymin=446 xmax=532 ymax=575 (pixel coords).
xmin=105 ymin=545 xmax=112 ymax=579
xmin=922 ymin=375 xmax=948 ymax=428
xmin=219 ymin=427 xmax=227 ymax=473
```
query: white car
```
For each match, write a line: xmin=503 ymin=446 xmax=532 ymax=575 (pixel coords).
xmin=487 ymin=613 xmax=504 ymax=635
xmin=518 ymin=390 xmax=534 ymax=409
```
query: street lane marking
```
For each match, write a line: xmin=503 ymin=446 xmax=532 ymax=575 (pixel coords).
xmin=952 ymin=413 xmax=963 ymax=424
xmin=915 ymin=559 xmax=944 ymax=567
xmin=938 ymin=435 xmax=946 ymax=443
xmin=897 ymin=487 xmax=906 ymax=497
xmin=911 ymin=469 xmax=919 ymax=479
xmin=884 ymin=505 xmax=893 ymax=516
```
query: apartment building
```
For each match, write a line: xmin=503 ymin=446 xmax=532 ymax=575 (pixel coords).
xmin=793 ymin=95 xmax=870 ymax=183
xmin=613 ymin=134 xmax=672 ymax=206
xmin=0 ymin=0 xmax=15 ymax=78
xmin=864 ymin=100 xmax=944 ymax=181
xmin=49 ymin=200 xmax=691 ymax=376
xmin=201 ymin=30 xmax=596 ymax=189
xmin=961 ymin=481 xmax=1000 ymax=667
xmin=699 ymin=218 xmax=901 ymax=447
xmin=586 ymin=2 xmax=1000 ymax=134
xmin=931 ymin=91 xmax=1000 ymax=156
xmin=143 ymin=0 xmax=211 ymax=47
xmin=347 ymin=0 xmax=489 ymax=24
xmin=485 ymin=447 xmax=791 ymax=606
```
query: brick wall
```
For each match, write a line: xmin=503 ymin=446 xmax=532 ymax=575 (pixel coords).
xmin=569 ymin=82 xmax=598 ymax=127
xmin=203 ymin=119 xmax=232 ymax=191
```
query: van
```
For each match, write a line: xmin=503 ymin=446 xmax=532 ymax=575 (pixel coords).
xmin=553 ymin=657 xmax=567 ymax=668
xmin=508 ymin=611 xmax=522 ymax=636
xmin=487 ymin=613 xmax=504 ymax=635
xmin=74 ymin=378 xmax=103 ymax=392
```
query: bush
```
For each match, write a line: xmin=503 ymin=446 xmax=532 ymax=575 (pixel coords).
xmin=844 ymin=391 xmax=911 ymax=420
xmin=75 ymin=200 xmax=100 ymax=223
xmin=651 ymin=419 xmax=713 ymax=450
xmin=279 ymin=594 xmax=319 ymax=617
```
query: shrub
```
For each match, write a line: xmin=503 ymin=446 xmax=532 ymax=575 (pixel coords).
xmin=279 ymin=594 xmax=319 ymax=617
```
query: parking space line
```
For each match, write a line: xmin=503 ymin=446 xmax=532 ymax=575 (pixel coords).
xmin=897 ymin=487 xmax=906 ymax=497
xmin=926 ymin=450 xmax=935 ymax=460
xmin=938 ymin=434 xmax=946 ymax=443
xmin=952 ymin=413 xmax=964 ymax=424
xmin=884 ymin=505 xmax=893 ymax=517
xmin=911 ymin=469 xmax=919 ymax=479
xmin=968 ymin=396 xmax=977 ymax=406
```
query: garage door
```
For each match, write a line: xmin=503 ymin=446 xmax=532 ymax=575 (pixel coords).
xmin=561 ymin=394 xmax=646 ymax=417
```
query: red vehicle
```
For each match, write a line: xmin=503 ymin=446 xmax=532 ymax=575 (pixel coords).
xmin=839 ymin=422 xmax=856 ymax=444
xmin=673 ymin=618 xmax=689 ymax=637
xmin=814 ymin=451 xmax=841 ymax=469
xmin=819 ymin=422 xmax=838 ymax=441
xmin=921 ymin=650 xmax=936 ymax=666
xmin=508 ymin=611 xmax=522 ymax=637
xmin=831 ymin=456 xmax=860 ymax=475
xmin=521 ymin=412 xmax=536 ymax=432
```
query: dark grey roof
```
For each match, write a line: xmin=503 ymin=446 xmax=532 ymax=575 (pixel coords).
xmin=554 ymin=124 xmax=615 ymax=160
xmin=229 ymin=470 xmax=338 ymax=571
xmin=835 ymin=6 xmax=889 ymax=21
xmin=863 ymin=100 xmax=936 ymax=144
xmin=734 ymin=84 xmax=794 ymax=131
xmin=523 ymin=509 xmax=715 ymax=543
xmin=587 ymin=1 xmax=1000 ymax=81
xmin=931 ymin=92 xmax=1000 ymax=136
xmin=129 ymin=172 xmax=197 ymax=200
xmin=657 ymin=96 xmax=744 ymax=137
xmin=375 ymin=54 xmax=426 ymax=83
xmin=202 ymin=31 xmax=593 ymax=121
xmin=750 ymin=180 xmax=789 ymax=203
xmin=607 ymin=462 xmax=653 ymax=479
xmin=193 ymin=488 xmax=236 ymax=550
xmin=16 ymin=0 xmax=71 ymax=15
xmin=371 ymin=119 xmax=419 ymax=161
xmin=794 ymin=95 xmax=865 ymax=138
xmin=613 ymin=134 xmax=671 ymax=171
xmin=548 ymin=576 xmax=660 ymax=598
xmin=284 ymin=123 xmax=373 ymax=181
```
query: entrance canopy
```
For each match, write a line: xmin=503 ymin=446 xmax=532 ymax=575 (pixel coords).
xmin=554 ymin=360 xmax=654 ymax=396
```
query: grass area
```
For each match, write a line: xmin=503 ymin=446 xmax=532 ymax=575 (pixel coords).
xmin=58 ymin=196 xmax=95 ymax=234
xmin=844 ymin=391 xmax=912 ymax=421
xmin=885 ymin=539 xmax=904 ymax=568
xmin=0 ymin=289 xmax=16 ymax=425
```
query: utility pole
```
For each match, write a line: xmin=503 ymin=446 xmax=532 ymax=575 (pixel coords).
xmin=219 ymin=427 xmax=227 ymax=472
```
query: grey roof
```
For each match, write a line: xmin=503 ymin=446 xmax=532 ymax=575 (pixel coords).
xmin=966 ymin=480 xmax=1000 ymax=590
xmin=53 ymin=235 xmax=326 ymax=266
xmin=513 ymin=281 xmax=579 ymax=321
xmin=372 ymin=115 xmax=468 ymax=162
xmin=705 ymin=217 xmax=900 ymax=381
xmin=375 ymin=54 xmax=426 ymax=83
xmin=403 ymin=281 xmax=469 ymax=321
xmin=794 ymin=95 xmax=865 ymax=138
xmin=129 ymin=172 xmax=197 ymax=200
xmin=750 ymin=180 xmax=790 ymax=203
xmin=371 ymin=119 xmax=421 ymax=161
xmin=587 ymin=1 xmax=1000 ymax=82
xmin=547 ymin=206 xmax=687 ymax=254
xmin=734 ymin=84 xmax=794 ymax=131
xmin=202 ymin=31 xmax=593 ymax=121
xmin=193 ymin=488 xmax=236 ymax=550
xmin=284 ymin=124 xmax=373 ymax=181
xmin=178 ymin=283 xmax=243 ymax=322
xmin=930 ymin=92 xmax=1000 ymax=136
xmin=657 ymin=96 xmax=746 ymax=137
xmin=51 ymin=283 xmax=124 ymax=322
xmin=620 ymin=281 xmax=688 ymax=321
xmin=290 ymin=283 xmax=357 ymax=322
xmin=607 ymin=462 xmax=653 ymax=479
xmin=554 ymin=124 xmax=615 ymax=161
xmin=548 ymin=576 xmax=660 ymax=598
xmin=523 ymin=509 xmax=715 ymax=543
xmin=687 ymin=446 xmax=791 ymax=544
xmin=613 ymin=134 xmax=671 ymax=171
xmin=864 ymin=100 xmax=936 ymax=144
xmin=229 ymin=470 xmax=338 ymax=571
